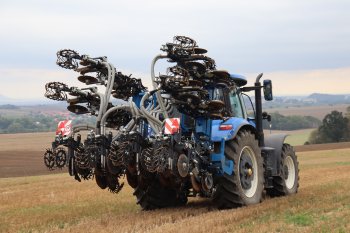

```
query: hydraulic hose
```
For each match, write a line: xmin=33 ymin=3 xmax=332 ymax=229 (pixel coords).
xmin=100 ymin=105 xmax=132 ymax=135
xmin=151 ymin=54 xmax=169 ymax=119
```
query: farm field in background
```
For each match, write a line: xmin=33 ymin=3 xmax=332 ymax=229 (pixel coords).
xmin=264 ymin=128 xmax=315 ymax=146
xmin=0 ymin=129 xmax=314 ymax=178
xmin=269 ymin=104 xmax=349 ymax=120
xmin=1 ymin=148 xmax=350 ymax=232
xmin=0 ymin=103 xmax=348 ymax=119
xmin=0 ymin=132 xmax=62 ymax=178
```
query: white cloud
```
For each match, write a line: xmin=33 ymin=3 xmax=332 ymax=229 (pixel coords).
xmin=0 ymin=0 xmax=349 ymax=98
xmin=1 ymin=0 xmax=350 ymax=72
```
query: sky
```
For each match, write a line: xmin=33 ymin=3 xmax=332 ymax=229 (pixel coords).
xmin=0 ymin=0 xmax=349 ymax=99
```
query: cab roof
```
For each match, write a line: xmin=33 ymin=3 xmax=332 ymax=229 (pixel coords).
xmin=229 ymin=73 xmax=247 ymax=87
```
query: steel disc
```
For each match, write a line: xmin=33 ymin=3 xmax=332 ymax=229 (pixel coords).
xmin=208 ymin=70 xmax=230 ymax=79
xmin=67 ymin=104 xmax=89 ymax=114
xmin=177 ymin=92 xmax=201 ymax=105
xmin=193 ymin=47 xmax=208 ymax=54
xmin=77 ymin=75 xmax=99 ymax=85
xmin=184 ymin=61 xmax=207 ymax=74
xmin=177 ymin=154 xmax=189 ymax=178
xmin=207 ymin=100 xmax=225 ymax=111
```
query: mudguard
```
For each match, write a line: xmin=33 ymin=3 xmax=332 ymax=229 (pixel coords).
xmin=210 ymin=117 xmax=256 ymax=142
xmin=264 ymin=133 xmax=288 ymax=158
xmin=209 ymin=118 xmax=257 ymax=175
xmin=264 ymin=133 xmax=288 ymax=176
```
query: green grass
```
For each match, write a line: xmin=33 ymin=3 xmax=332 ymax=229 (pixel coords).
xmin=285 ymin=212 xmax=314 ymax=226
xmin=284 ymin=129 xmax=314 ymax=146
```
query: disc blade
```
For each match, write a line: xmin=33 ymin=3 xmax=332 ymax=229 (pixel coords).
xmin=77 ymin=75 xmax=99 ymax=85
xmin=67 ymin=104 xmax=89 ymax=114
xmin=209 ymin=70 xmax=230 ymax=79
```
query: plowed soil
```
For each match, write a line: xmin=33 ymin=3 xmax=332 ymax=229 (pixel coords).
xmin=0 ymin=132 xmax=349 ymax=178
xmin=0 ymin=132 xmax=66 ymax=178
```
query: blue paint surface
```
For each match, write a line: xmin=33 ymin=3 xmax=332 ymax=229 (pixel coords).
xmin=229 ymin=73 xmax=247 ymax=86
xmin=210 ymin=139 xmax=234 ymax=175
xmin=211 ymin=117 xmax=254 ymax=142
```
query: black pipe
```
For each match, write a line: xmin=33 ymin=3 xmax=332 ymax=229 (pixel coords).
xmin=254 ymin=73 xmax=264 ymax=147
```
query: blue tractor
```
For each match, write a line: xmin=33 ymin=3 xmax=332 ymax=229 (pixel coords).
xmin=44 ymin=36 xmax=299 ymax=209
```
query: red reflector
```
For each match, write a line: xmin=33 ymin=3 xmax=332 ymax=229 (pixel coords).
xmin=219 ymin=124 xmax=233 ymax=130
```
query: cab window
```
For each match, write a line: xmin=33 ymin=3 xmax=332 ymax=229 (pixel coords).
xmin=213 ymin=88 xmax=223 ymax=100
xmin=229 ymin=90 xmax=244 ymax=118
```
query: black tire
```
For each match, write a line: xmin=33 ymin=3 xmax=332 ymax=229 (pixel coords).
xmin=95 ymin=168 xmax=107 ymax=189
xmin=126 ymin=169 xmax=138 ymax=188
xmin=213 ymin=130 xmax=264 ymax=209
xmin=266 ymin=143 xmax=299 ymax=197
xmin=133 ymin=179 xmax=187 ymax=210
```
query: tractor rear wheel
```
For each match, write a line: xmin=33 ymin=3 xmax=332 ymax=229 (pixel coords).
xmin=213 ymin=130 xmax=264 ymax=209
xmin=133 ymin=178 xmax=187 ymax=210
xmin=266 ymin=143 xmax=299 ymax=197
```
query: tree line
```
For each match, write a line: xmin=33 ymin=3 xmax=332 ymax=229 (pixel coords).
xmin=307 ymin=107 xmax=350 ymax=144
xmin=263 ymin=112 xmax=321 ymax=130
xmin=0 ymin=114 xmax=96 ymax=134
xmin=1 ymin=107 xmax=349 ymax=139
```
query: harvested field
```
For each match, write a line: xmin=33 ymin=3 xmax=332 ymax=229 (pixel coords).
xmin=269 ymin=104 xmax=349 ymax=120
xmin=0 ymin=131 xmax=350 ymax=232
xmin=295 ymin=141 xmax=350 ymax=152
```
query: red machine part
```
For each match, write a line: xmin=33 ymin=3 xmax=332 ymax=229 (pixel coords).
xmin=56 ymin=120 xmax=72 ymax=136
xmin=164 ymin=118 xmax=180 ymax=135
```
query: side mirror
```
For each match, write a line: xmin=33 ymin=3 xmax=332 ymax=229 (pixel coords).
xmin=263 ymin=79 xmax=273 ymax=101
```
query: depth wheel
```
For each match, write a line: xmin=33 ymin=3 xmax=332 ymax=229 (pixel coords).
xmin=213 ymin=130 xmax=264 ymax=209
xmin=44 ymin=149 xmax=55 ymax=170
xmin=266 ymin=144 xmax=299 ymax=197
xmin=55 ymin=148 xmax=67 ymax=168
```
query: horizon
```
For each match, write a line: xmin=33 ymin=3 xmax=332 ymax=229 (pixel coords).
xmin=1 ymin=92 xmax=350 ymax=107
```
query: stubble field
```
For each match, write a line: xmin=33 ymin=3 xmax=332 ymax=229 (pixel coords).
xmin=0 ymin=133 xmax=350 ymax=232
xmin=268 ymin=104 xmax=349 ymax=120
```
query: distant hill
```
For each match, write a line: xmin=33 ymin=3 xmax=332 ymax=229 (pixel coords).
xmin=0 ymin=94 xmax=127 ymax=106
xmin=262 ymin=93 xmax=350 ymax=109
xmin=307 ymin=93 xmax=350 ymax=104
xmin=0 ymin=94 xmax=51 ymax=105
xmin=0 ymin=104 xmax=20 ymax=110
xmin=0 ymin=95 xmax=13 ymax=104
xmin=0 ymin=93 xmax=349 ymax=114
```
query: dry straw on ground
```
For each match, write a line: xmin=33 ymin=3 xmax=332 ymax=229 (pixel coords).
xmin=1 ymin=148 xmax=350 ymax=232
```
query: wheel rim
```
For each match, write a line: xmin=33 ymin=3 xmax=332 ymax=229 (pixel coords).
xmin=284 ymin=155 xmax=296 ymax=189
xmin=238 ymin=146 xmax=258 ymax=198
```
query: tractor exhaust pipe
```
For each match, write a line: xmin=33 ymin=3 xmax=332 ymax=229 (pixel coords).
xmin=255 ymin=73 xmax=265 ymax=147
